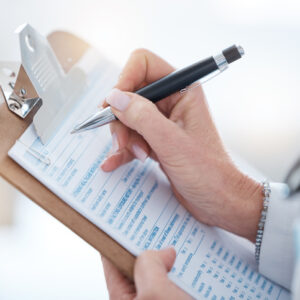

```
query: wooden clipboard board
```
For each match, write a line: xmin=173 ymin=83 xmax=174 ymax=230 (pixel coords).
xmin=0 ymin=30 xmax=135 ymax=279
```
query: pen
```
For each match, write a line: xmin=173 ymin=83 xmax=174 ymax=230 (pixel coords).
xmin=71 ymin=45 xmax=244 ymax=134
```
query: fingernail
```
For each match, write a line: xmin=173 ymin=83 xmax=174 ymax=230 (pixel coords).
xmin=100 ymin=157 xmax=108 ymax=170
xmin=106 ymin=88 xmax=130 ymax=111
xmin=132 ymin=144 xmax=148 ymax=162
xmin=101 ymin=152 xmax=118 ymax=171
xmin=110 ymin=133 xmax=119 ymax=155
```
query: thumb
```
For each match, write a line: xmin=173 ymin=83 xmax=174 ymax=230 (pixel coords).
xmin=134 ymin=248 xmax=176 ymax=295
xmin=105 ymin=88 xmax=184 ymax=157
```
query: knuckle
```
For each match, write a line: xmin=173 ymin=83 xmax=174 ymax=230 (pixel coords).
xmin=131 ymin=48 xmax=151 ymax=57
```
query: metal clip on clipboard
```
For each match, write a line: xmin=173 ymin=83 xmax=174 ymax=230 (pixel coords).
xmin=0 ymin=25 xmax=135 ymax=280
xmin=0 ymin=62 xmax=41 ymax=119
xmin=0 ymin=24 xmax=103 ymax=144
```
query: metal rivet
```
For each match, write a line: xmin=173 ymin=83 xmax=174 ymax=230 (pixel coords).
xmin=9 ymin=103 xmax=21 ymax=110
xmin=8 ymin=82 xmax=15 ymax=89
xmin=20 ymin=88 xmax=26 ymax=97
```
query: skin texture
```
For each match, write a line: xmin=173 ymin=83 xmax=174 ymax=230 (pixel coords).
xmin=100 ymin=49 xmax=263 ymax=299
xmin=102 ymin=248 xmax=191 ymax=300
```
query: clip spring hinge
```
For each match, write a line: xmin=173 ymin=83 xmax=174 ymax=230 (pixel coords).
xmin=0 ymin=63 xmax=41 ymax=119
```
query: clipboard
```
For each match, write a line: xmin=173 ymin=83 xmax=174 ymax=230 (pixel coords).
xmin=0 ymin=27 xmax=135 ymax=279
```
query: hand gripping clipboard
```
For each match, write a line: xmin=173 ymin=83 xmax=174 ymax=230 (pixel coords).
xmin=0 ymin=26 xmax=135 ymax=279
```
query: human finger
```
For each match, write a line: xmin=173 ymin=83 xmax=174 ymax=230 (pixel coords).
xmin=134 ymin=248 xmax=190 ymax=299
xmin=101 ymin=256 xmax=135 ymax=299
xmin=102 ymin=49 xmax=183 ymax=116
xmin=105 ymin=88 xmax=186 ymax=161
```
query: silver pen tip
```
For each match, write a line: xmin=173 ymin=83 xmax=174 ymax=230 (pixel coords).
xmin=70 ymin=106 xmax=117 ymax=135
xmin=70 ymin=129 xmax=77 ymax=134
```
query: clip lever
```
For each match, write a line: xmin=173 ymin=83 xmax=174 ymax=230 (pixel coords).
xmin=1 ymin=86 xmax=41 ymax=119
xmin=0 ymin=62 xmax=41 ymax=118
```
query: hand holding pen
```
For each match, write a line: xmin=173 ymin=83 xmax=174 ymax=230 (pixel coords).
xmin=99 ymin=48 xmax=262 ymax=240
xmin=99 ymin=48 xmax=263 ymax=298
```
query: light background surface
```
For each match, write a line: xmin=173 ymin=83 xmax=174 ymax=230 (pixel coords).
xmin=0 ymin=1 xmax=299 ymax=299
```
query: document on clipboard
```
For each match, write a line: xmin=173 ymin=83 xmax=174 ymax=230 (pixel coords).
xmin=4 ymin=25 xmax=290 ymax=299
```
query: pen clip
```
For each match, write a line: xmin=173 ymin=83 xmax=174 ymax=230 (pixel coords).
xmin=180 ymin=82 xmax=202 ymax=94
xmin=179 ymin=68 xmax=221 ymax=94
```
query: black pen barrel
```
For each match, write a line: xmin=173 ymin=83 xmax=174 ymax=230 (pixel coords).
xmin=72 ymin=45 xmax=244 ymax=134
xmin=136 ymin=57 xmax=218 ymax=103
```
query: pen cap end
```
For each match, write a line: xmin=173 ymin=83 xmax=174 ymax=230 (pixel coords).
xmin=222 ymin=45 xmax=244 ymax=64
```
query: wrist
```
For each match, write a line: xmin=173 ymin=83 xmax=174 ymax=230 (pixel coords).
xmin=217 ymin=164 xmax=263 ymax=242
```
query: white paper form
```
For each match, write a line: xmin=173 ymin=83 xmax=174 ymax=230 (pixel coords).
xmin=9 ymin=58 xmax=290 ymax=299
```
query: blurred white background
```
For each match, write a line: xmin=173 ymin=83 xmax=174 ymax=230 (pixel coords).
xmin=0 ymin=0 xmax=299 ymax=299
